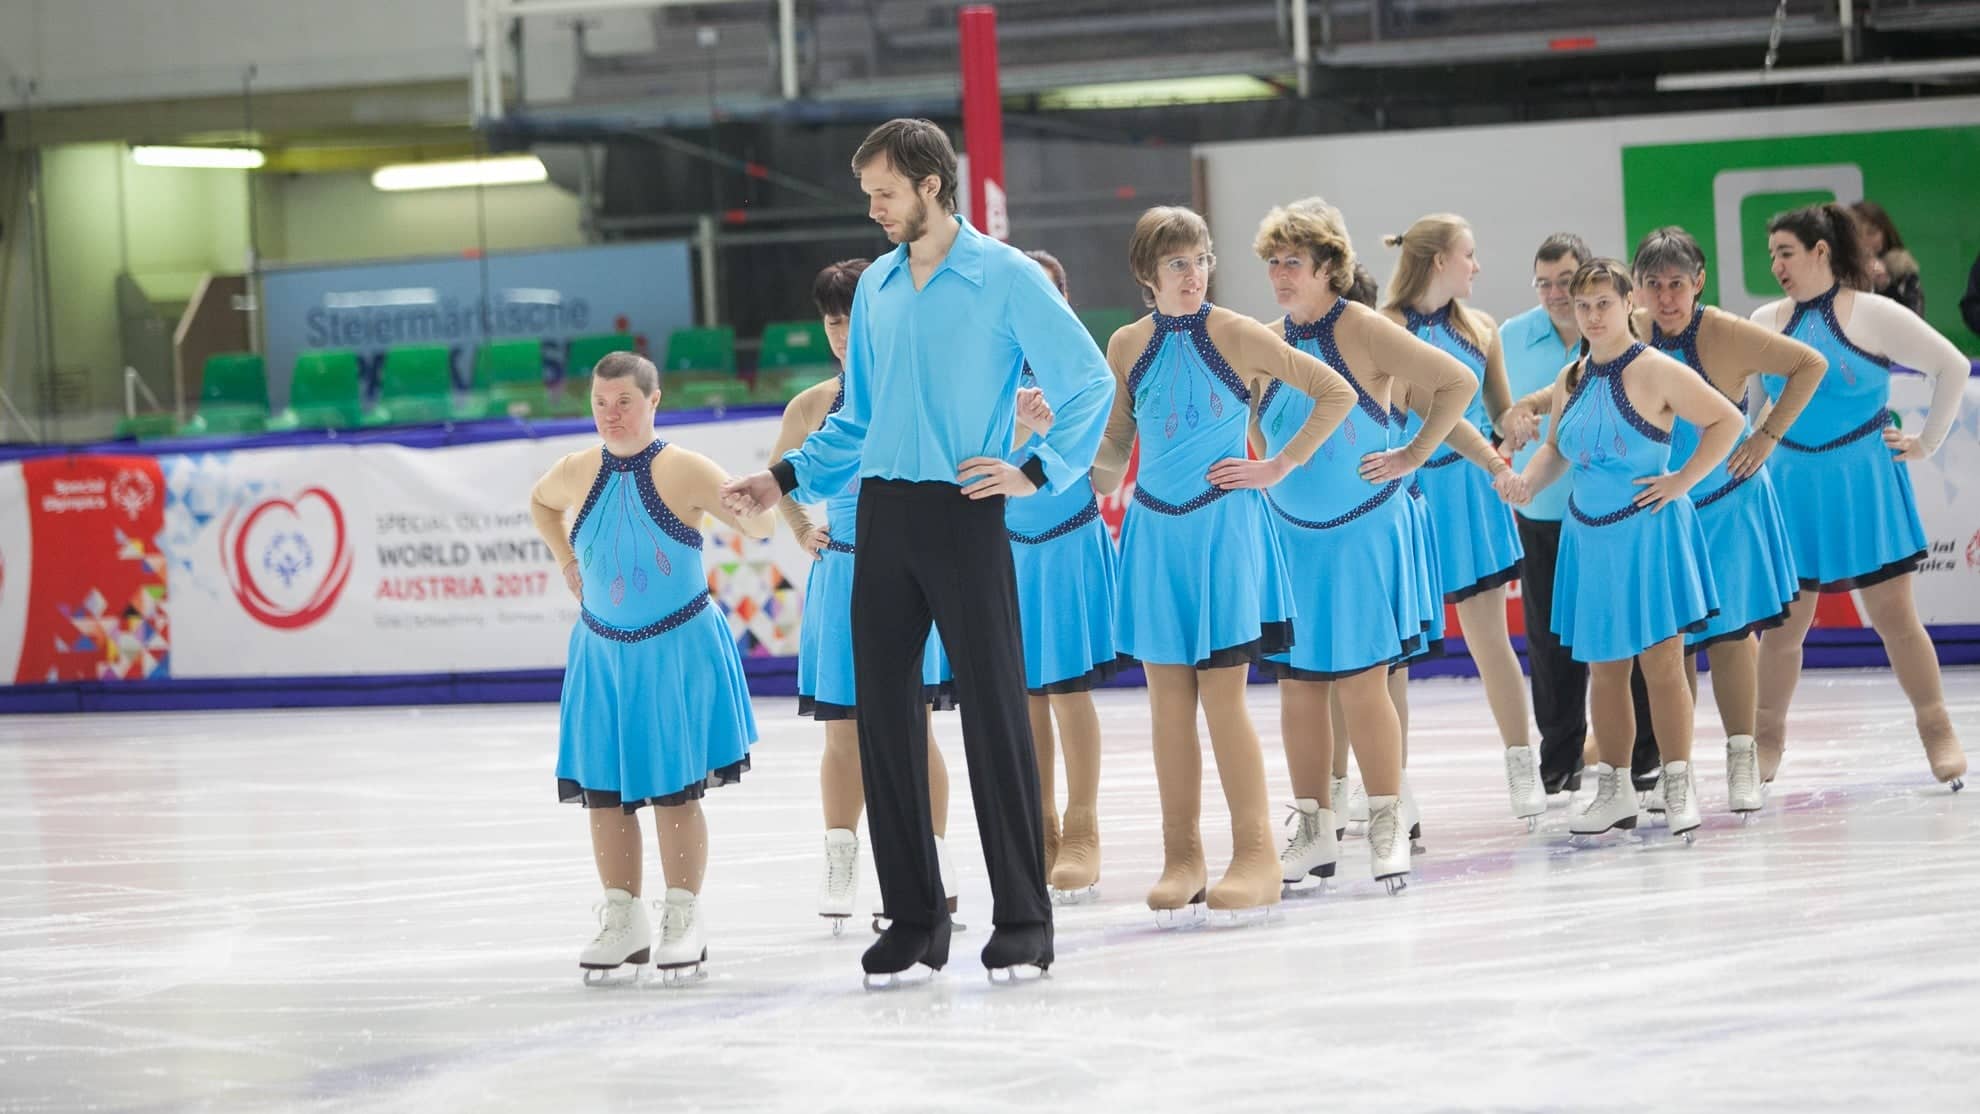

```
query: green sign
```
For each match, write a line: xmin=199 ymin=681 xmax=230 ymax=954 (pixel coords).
xmin=1621 ymin=126 xmax=1980 ymax=352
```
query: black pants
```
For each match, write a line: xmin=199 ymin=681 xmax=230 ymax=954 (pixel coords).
xmin=851 ymin=479 xmax=1050 ymax=931
xmin=1515 ymin=513 xmax=1661 ymax=788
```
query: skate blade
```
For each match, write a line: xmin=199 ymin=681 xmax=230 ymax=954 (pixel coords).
xmin=1377 ymin=874 xmax=1409 ymax=897
xmin=986 ymin=963 xmax=1052 ymax=986
xmin=1949 ymin=777 xmax=1966 ymax=793
xmin=821 ymin=914 xmax=850 ymax=938
xmin=1050 ymin=885 xmax=1100 ymax=906
xmin=862 ymin=965 xmax=941 ymax=992
xmin=1150 ymin=890 xmax=1208 ymax=930
xmin=875 ymin=915 xmax=968 ymax=934
xmin=580 ymin=964 xmax=645 ymax=988
xmin=1206 ymin=904 xmax=1279 ymax=928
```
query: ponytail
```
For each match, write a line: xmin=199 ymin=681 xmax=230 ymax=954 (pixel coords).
xmin=1767 ymin=203 xmax=1874 ymax=291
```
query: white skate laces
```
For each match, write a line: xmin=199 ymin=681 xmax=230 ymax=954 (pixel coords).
xmin=1663 ymin=761 xmax=1701 ymax=840
xmin=1279 ymin=800 xmax=1330 ymax=884
xmin=820 ymin=830 xmax=859 ymax=921
xmin=590 ymin=893 xmax=636 ymax=949
xmin=1365 ymin=795 xmax=1409 ymax=894
xmin=1727 ymin=737 xmax=1762 ymax=814
xmin=1504 ymin=746 xmax=1544 ymax=825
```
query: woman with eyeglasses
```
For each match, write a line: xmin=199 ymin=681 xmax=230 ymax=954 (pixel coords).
xmin=1380 ymin=214 xmax=1541 ymax=828
xmin=1509 ymin=259 xmax=1743 ymax=840
xmin=1251 ymin=198 xmax=1475 ymax=893
xmin=1749 ymin=203 xmax=1969 ymax=790
xmin=1631 ymin=227 xmax=1826 ymax=816
xmin=1093 ymin=206 xmax=1356 ymax=920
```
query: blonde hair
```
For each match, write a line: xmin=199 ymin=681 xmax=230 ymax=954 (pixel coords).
xmin=1252 ymin=197 xmax=1356 ymax=296
xmin=1128 ymin=206 xmax=1212 ymax=308
xmin=1382 ymin=213 xmax=1488 ymax=352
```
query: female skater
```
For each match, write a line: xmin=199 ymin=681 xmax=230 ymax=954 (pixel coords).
xmin=1511 ymin=260 xmax=1743 ymax=839
xmin=1749 ymin=203 xmax=1969 ymax=789
xmin=529 ymin=351 xmax=773 ymax=982
xmin=1631 ymin=226 xmax=1826 ymax=814
xmin=770 ymin=259 xmax=963 ymax=934
xmin=1093 ymin=206 xmax=1357 ymax=918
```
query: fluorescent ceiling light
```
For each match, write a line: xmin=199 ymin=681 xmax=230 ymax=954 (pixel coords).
xmin=131 ymin=145 xmax=265 ymax=169
xmin=371 ymin=155 xmax=548 ymax=192
xmin=1037 ymin=74 xmax=1281 ymax=111
xmin=1657 ymin=56 xmax=1980 ymax=91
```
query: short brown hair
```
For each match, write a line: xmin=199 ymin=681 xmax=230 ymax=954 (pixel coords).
xmin=1025 ymin=249 xmax=1070 ymax=299
xmin=1128 ymin=206 xmax=1211 ymax=307
xmin=1252 ymin=197 xmax=1356 ymax=296
xmin=852 ymin=119 xmax=959 ymax=213
xmin=594 ymin=350 xmax=659 ymax=394
xmin=812 ymin=258 xmax=870 ymax=317
xmin=1534 ymin=233 xmax=1592 ymax=268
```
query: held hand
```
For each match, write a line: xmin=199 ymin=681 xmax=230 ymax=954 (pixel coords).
xmin=561 ymin=558 xmax=583 ymax=601
xmin=1884 ymin=426 xmax=1927 ymax=463
xmin=958 ymin=456 xmax=1040 ymax=499
xmin=1207 ymin=454 xmax=1294 ymax=490
xmin=1632 ymin=472 xmax=1692 ymax=512
xmin=1726 ymin=432 xmax=1778 ymax=478
xmin=1496 ymin=406 xmax=1541 ymax=452
xmin=1357 ymin=448 xmax=1416 ymax=484
xmin=721 ymin=471 xmax=782 ymax=518
xmin=800 ymin=525 xmax=831 ymax=560
xmin=1492 ymin=468 xmax=1530 ymax=507
xmin=1016 ymin=387 xmax=1055 ymax=437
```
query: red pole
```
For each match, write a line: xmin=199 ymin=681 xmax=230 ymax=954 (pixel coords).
xmin=958 ymin=6 xmax=1008 ymax=240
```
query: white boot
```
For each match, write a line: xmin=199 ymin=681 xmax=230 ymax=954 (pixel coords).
xmin=1570 ymin=763 xmax=1641 ymax=836
xmin=1662 ymin=760 xmax=1701 ymax=840
xmin=1399 ymin=774 xmax=1423 ymax=847
xmin=579 ymin=888 xmax=651 ymax=983
xmin=1329 ymin=775 xmax=1349 ymax=838
xmin=1366 ymin=794 xmax=1410 ymax=895
xmin=1726 ymin=736 xmax=1763 ymax=815
xmin=1638 ymin=768 xmax=1666 ymax=814
xmin=819 ymin=829 xmax=859 ymax=933
xmin=1279 ymin=798 xmax=1339 ymax=886
xmin=1504 ymin=745 xmax=1545 ymax=826
xmin=1346 ymin=781 xmax=1369 ymax=826
xmin=652 ymin=887 xmax=706 ymax=982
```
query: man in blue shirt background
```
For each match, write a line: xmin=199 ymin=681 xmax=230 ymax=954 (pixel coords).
xmin=724 ymin=119 xmax=1115 ymax=982
xmin=1501 ymin=233 xmax=1662 ymax=798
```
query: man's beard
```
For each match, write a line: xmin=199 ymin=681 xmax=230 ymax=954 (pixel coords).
xmin=893 ymin=195 xmax=929 ymax=244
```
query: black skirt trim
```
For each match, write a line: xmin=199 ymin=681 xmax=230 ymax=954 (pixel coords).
xmin=1684 ymin=595 xmax=1799 ymax=652
xmin=1028 ymin=653 xmax=1131 ymax=696
xmin=1445 ymin=560 xmax=1521 ymax=604
xmin=1263 ymin=628 xmax=1424 ymax=683
xmin=1197 ymin=621 xmax=1295 ymax=671
xmin=1559 ymin=608 xmax=1720 ymax=664
xmin=1799 ymin=550 xmax=1924 ymax=595
xmin=796 ymin=682 xmax=960 ymax=722
xmin=558 ymin=756 xmax=750 ymax=814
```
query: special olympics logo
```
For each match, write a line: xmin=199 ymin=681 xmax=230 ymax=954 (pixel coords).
xmin=219 ymin=488 xmax=353 ymax=629
xmin=111 ymin=469 xmax=155 ymax=520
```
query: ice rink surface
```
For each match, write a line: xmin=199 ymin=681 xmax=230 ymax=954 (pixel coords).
xmin=4 ymin=669 xmax=1977 ymax=1113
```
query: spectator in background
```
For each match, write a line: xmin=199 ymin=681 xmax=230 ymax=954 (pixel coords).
xmin=1850 ymin=201 xmax=1925 ymax=317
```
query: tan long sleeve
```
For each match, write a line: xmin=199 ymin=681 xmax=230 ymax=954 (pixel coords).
xmin=1093 ymin=320 xmax=1152 ymax=487
xmin=1217 ymin=309 xmax=1354 ymax=466
xmin=1342 ymin=304 xmax=1476 ymax=467
xmin=770 ymin=380 xmax=839 ymax=540
xmin=1693 ymin=306 xmax=1827 ymax=441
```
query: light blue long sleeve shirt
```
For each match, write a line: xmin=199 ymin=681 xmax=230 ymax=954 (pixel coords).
xmin=1498 ymin=304 xmax=1576 ymax=523
xmin=774 ymin=217 xmax=1115 ymax=502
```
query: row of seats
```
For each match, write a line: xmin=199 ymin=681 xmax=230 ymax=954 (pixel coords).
xmin=113 ymin=309 xmax=1139 ymax=440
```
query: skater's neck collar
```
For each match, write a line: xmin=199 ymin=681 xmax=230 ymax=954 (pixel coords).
xmin=601 ymin=439 xmax=662 ymax=471
xmin=1793 ymin=283 xmax=1843 ymax=311
xmin=872 ymin=215 xmax=987 ymax=290
xmin=1152 ymin=302 xmax=1213 ymax=332
xmin=1401 ymin=300 xmax=1453 ymax=332
xmin=1285 ymin=297 xmax=1346 ymax=342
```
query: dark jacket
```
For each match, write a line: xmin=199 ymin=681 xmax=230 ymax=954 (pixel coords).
xmin=1963 ymin=251 xmax=1980 ymax=338
xmin=1876 ymin=248 xmax=1925 ymax=317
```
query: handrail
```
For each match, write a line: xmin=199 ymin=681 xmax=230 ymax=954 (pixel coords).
xmin=125 ymin=366 xmax=166 ymax=420
xmin=0 ymin=388 xmax=41 ymax=445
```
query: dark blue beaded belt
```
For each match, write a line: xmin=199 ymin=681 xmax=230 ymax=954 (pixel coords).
xmin=1266 ymin=480 xmax=1402 ymax=531
xmin=1423 ymin=449 xmax=1464 ymax=469
xmin=1779 ymin=411 xmax=1889 ymax=454
xmin=1009 ymin=496 xmax=1100 ymax=545
xmin=582 ymin=592 xmax=712 ymax=643
xmin=1132 ymin=484 xmax=1234 ymax=516
xmin=1691 ymin=470 xmax=1751 ymax=511
xmin=1567 ymin=495 xmax=1647 ymax=528
xmin=824 ymin=538 xmax=857 ymax=555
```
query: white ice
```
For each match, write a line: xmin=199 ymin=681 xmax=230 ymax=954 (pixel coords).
xmin=3 ymin=669 xmax=1978 ymax=1113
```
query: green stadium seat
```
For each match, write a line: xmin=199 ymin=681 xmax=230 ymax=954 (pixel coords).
xmin=558 ymin=334 xmax=640 ymax=416
xmin=114 ymin=413 xmax=182 ymax=440
xmin=365 ymin=344 xmax=455 ymax=426
xmin=1077 ymin=307 xmax=1139 ymax=349
xmin=758 ymin=320 xmax=831 ymax=369
xmin=267 ymin=350 xmax=364 ymax=431
xmin=662 ymin=326 xmax=737 ymax=376
xmin=661 ymin=373 xmax=748 ymax=413
xmin=179 ymin=353 xmax=269 ymax=436
xmin=465 ymin=339 xmax=548 ymax=419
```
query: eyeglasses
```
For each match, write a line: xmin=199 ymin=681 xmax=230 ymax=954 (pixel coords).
xmin=1532 ymin=276 xmax=1576 ymax=293
xmin=1163 ymin=253 xmax=1217 ymax=276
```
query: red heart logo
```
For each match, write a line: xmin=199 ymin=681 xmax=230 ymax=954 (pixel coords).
xmin=219 ymin=488 xmax=353 ymax=630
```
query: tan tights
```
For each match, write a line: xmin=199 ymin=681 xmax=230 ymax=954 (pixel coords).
xmin=589 ymin=801 xmax=706 ymax=896
xmin=821 ymin=713 xmax=949 ymax=836
xmin=1332 ymin=666 xmax=1412 ymax=778
xmin=1590 ymin=636 xmax=1692 ymax=769
xmin=1284 ymin=665 xmax=1401 ymax=806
